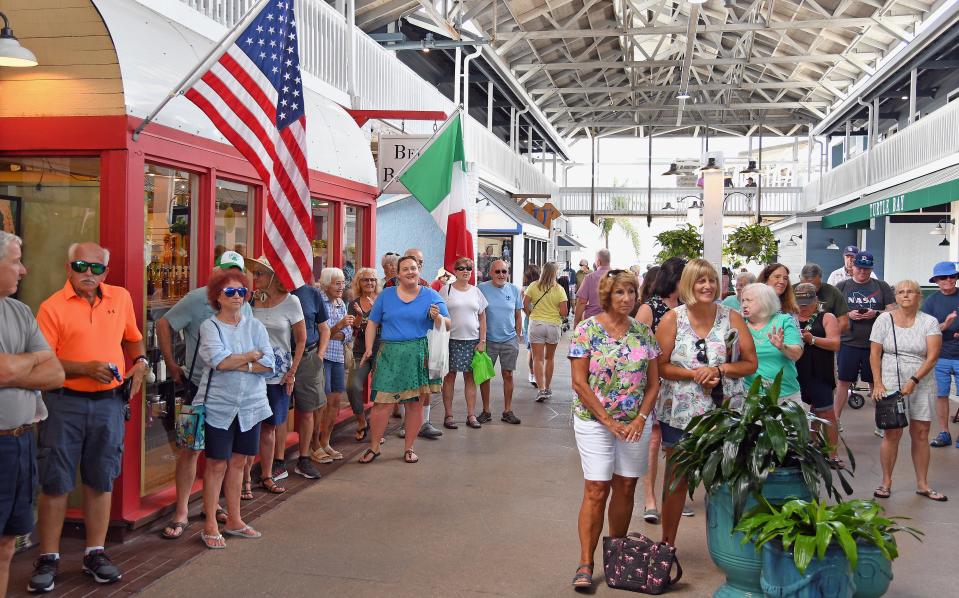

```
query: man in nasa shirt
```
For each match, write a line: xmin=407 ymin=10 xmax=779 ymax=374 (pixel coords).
xmin=834 ymin=252 xmax=896 ymax=418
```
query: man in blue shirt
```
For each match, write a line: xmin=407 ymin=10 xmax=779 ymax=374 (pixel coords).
xmin=290 ymin=283 xmax=330 ymax=478
xmin=478 ymin=260 xmax=524 ymax=425
xmin=157 ymin=251 xmax=252 ymax=540
xmin=922 ymin=261 xmax=959 ymax=448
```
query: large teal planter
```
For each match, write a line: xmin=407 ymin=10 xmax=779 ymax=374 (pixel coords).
xmin=706 ymin=468 xmax=811 ymax=597
xmin=761 ymin=541 xmax=855 ymax=597
xmin=851 ymin=543 xmax=893 ymax=598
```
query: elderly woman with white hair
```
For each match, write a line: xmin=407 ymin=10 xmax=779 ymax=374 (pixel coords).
xmin=381 ymin=252 xmax=399 ymax=286
xmin=312 ymin=267 xmax=354 ymax=464
xmin=740 ymin=282 xmax=803 ymax=403
xmin=722 ymin=271 xmax=756 ymax=312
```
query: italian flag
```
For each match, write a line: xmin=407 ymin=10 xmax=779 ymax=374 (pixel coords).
xmin=399 ymin=113 xmax=474 ymax=278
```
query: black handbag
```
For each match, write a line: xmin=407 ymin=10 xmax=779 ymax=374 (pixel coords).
xmin=875 ymin=315 xmax=909 ymax=430
xmin=602 ymin=532 xmax=683 ymax=594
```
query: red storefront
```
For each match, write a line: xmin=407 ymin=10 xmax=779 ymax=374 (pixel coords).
xmin=0 ymin=1 xmax=379 ymax=526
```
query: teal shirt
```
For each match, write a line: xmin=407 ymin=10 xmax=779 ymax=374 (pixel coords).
xmin=745 ymin=313 xmax=802 ymax=398
xmin=721 ymin=295 xmax=741 ymax=312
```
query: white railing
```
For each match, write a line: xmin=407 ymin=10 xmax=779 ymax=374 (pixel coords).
xmin=177 ymin=0 xmax=557 ymax=194
xmin=805 ymin=98 xmax=959 ymax=209
xmin=558 ymin=187 xmax=801 ymax=216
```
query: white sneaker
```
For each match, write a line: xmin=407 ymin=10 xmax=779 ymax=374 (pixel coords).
xmin=310 ymin=448 xmax=333 ymax=464
xmin=528 ymin=372 xmax=537 ymax=387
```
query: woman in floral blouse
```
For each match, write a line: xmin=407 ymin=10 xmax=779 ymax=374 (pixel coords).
xmin=655 ymin=259 xmax=757 ymax=548
xmin=568 ymin=270 xmax=661 ymax=589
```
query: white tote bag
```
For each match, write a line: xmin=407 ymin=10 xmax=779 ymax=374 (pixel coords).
xmin=427 ymin=319 xmax=450 ymax=379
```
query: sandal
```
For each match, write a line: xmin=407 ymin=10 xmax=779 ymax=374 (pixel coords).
xmin=916 ymin=489 xmax=948 ymax=502
xmin=873 ymin=485 xmax=891 ymax=499
xmin=828 ymin=458 xmax=846 ymax=470
xmin=572 ymin=563 xmax=593 ymax=588
xmin=201 ymin=531 xmax=226 ymax=550
xmin=161 ymin=520 xmax=189 ymax=540
xmin=355 ymin=424 xmax=370 ymax=442
xmin=200 ymin=506 xmax=229 ymax=524
xmin=223 ymin=525 xmax=262 ymax=539
xmin=443 ymin=416 xmax=458 ymax=430
xmin=404 ymin=449 xmax=419 ymax=463
xmin=241 ymin=480 xmax=254 ymax=501
xmin=466 ymin=416 xmax=482 ymax=429
xmin=260 ymin=477 xmax=286 ymax=494
xmin=359 ymin=448 xmax=380 ymax=464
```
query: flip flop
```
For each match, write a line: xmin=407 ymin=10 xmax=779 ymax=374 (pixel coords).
xmin=223 ymin=525 xmax=262 ymax=539
xmin=161 ymin=520 xmax=189 ymax=540
xmin=916 ymin=489 xmax=948 ymax=502
xmin=874 ymin=485 xmax=891 ymax=499
xmin=201 ymin=532 xmax=226 ymax=550
xmin=355 ymin=424 xmax=370 ymax=442
xmin=359 ymin=448 xmax=380 ymax=464
xmin=200 ymin=506 xmax=229 ymax=523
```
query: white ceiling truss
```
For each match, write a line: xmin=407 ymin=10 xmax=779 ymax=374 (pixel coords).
xmin=350 ymin=0 xmax=942 ymax=138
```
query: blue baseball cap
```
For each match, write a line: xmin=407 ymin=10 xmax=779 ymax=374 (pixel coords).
xmin=854 ymin=252 xmax=874 ymax=269
xmin=929 ymin=261 xmax=959 ymax=283
xmin=843 ymin=245 xmax=859 ymax=256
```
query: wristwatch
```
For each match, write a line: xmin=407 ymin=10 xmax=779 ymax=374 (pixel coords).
xmin=910 ymin=375 xmax=920 ymax=385
xmin=810 ymin=337 xmax=816 ymax=346
xmin=247 ymin=362 xmax=253 ymax=373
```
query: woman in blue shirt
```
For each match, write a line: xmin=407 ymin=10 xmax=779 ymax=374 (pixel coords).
xmin=359 ymin=255 xmax=449 ymax=464
xmin=195 ymin=269 xmax=275 ymax=549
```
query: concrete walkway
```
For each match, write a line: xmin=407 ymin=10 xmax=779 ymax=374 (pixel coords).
xmin=130 ymin=341 xmax=957 ymax=596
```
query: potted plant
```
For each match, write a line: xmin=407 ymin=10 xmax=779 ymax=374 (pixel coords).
xmin=735 ymin=498 xmax=921 ymax=598
xmin=668 ymin=373 xmax=854 ymax=597
xmin=654 ymin=223 xmax=703 ymax=262
xmin=724 ymin=222 xmax=777 ymax=264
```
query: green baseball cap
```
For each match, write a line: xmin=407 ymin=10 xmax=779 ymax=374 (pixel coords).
xmin=215 ymin=250 xmax=245 ymax=270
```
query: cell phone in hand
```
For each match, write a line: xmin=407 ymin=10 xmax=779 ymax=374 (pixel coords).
xmin=857 ymin=308 xmax=868 ymax=314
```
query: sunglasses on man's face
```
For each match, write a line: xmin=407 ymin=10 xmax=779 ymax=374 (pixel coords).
xmin=222 ymin=286 xmax=248 ymax=298
xmin=935 ymin=274 xmax=959 ymax=282
xmin=385 ymin=252 xmax=400 ymax=256
xmin=493 ymin=269 xmax=509 ymax=275
xmin=455 ymin=266 xmax=473 ymax=272
xmin=70 ymin=260 xmax=107 ymax=275
xmin=695 ymin=338 xmax=708 ymax=364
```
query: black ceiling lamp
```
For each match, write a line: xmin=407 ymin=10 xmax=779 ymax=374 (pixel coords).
xmin=662 ymin=163 xmax=680 ymax=176
xmin=740 ymin=160 xmax=760 ymax=174
xmin=701 ymin=157 xmax=721 ymax=172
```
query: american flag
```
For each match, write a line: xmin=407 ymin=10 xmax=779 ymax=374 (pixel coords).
xmin=185 ymin=0 xmax=312 ymax=290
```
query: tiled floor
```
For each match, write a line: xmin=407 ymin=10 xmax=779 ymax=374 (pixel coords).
xmin=10 ymin=341 xmax=959 ymax=596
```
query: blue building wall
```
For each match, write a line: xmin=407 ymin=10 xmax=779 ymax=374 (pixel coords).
xmin=806 ymin=222 xmax=856 ymax=276
xmin=375 ymin=197 xmax=446 ymax=281
xmin=865 ymin=217 xmax=886 ymax=280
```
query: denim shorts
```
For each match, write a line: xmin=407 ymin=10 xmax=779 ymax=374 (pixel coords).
xmin=799 ymin=377 xmax=835 ymax=413
xmin=934 ymin=358 xmax=959 ymax=397
xmin=323 ymin=359 xmax=346 ymax=394
xmin=837 ymin=345 xmax=873 ymax=384
xmin=38 ymin=391 xmax=125 ymax=495
xmin=659 ymin=421 xmax=687 ymax=449
xmin=0 ymin=430 xmax=37 ymax=536
xmin=265 ymin=384 xmax=291 ymax=426
xmin=204 ymin=418 xmax=261 ymax=460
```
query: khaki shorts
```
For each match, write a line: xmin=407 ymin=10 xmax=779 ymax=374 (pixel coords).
xmin=486 ymin=338 xmax=520 ymax=371
xmin=528 ymin=320 xmax=561 ymax=345
xmin=292 ymin=349 xmax=326 ymax=411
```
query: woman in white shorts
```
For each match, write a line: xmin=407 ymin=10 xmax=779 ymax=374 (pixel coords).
xmin=523 ymin=262 xmax=568 ymax=402
xmin=869 ymin=280 xmax=946 ymax=502
xmin=568 ymin=270 xmax=661 ymax=589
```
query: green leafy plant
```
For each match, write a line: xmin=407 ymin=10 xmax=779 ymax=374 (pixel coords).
xmin=734 ymin=497 xmax=923 ymax=574
xmin=668 ymin=372 xmax=854 ymax=522
xmin=654 ymin=223 xmax=703 ymax=262
xmin=597 ymin=184 xmax=641 ymax=258
xmin=169 ymin=216 xmax=189 ymax=235
xmin=724 ymin=222 xmax=777 ymax=264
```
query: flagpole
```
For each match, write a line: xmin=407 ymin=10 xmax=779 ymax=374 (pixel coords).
xmin=377 ymin=107 xmax=463 ymax=198
xmin=132 ymin=0 xmax=270 ymax=141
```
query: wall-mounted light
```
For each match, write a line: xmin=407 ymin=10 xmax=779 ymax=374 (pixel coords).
xmin=826 ymin=239 xmax=839 ymax=250
xmin=0 ymin=12 xmax=38 ymax=68
xmin=740 ymin=160 xmax=760 ymax=174
xmin=662 ymin=163 xmax=680 ymax=176
xmin=929 ymin=218 xmax=955 ymax=235
xmin=786 ymin=234 xmax=803 ymax=247
xmin=701 ymin=157 xmax=721 ymax=172
xmin=940 ymin=237 xmax=951 ymax=247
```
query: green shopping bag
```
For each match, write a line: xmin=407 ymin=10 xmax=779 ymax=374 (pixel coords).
xmin=470 ymin=350 xmax=496 ymax=385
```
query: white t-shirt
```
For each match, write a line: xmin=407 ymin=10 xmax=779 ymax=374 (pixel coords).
xmin=439 ymin=284 xmax=488 ymax=340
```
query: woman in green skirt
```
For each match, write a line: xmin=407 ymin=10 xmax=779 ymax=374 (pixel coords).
xmin=359 ymin=255 xmax=450 ymax=464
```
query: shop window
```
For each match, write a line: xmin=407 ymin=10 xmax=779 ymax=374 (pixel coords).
xmin=0 ymin=156 xmax=100 ymax=311
xmin=311 ymin=199 xmax=331 ymax=282
xmin=143 ymin=163 xmax=199 ymax=497
xmin=343 ymin=204 xmax=365 ymax=292
xmin=478 ymin=236 xmax=514 ymax=282
xmin=215 ymin=179 xmax=254 ymax=260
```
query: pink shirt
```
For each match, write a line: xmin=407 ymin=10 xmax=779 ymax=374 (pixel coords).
xmin=576 ymin=266 xmax=609 ymax=319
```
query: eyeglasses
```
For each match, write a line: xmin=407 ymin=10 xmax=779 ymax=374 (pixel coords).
xmin=385 ymin=252 xmax=399 ymax=256
xmin=934 ymin=274 xmax=959 ymax=281
xmin=455 ymin=266 xmax=473 ymax=272
xmin=695 ymin=338 xmax=708 ymax=364
xmin=361 ymin=278 xmax=377 ymax=283
xmin=70 ymin=260 xmax=106 ymax=275
xmin=222 ymin=286 xmax=248 ymax=298
xmin=493 ymin=269 xmax=509 ymax=274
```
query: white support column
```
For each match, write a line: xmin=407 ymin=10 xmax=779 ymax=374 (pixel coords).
xmin=552 ymin=153 xmax=557 ymax=182
xmin=487 ymin=81 xmax=494 ymax=131
xmin=909 ymin=68 xmax=918 ymax=125
xmin=703 ymin=170 xmax=724 ymax=270
xmin=509 ymin=107 xmax=515 ymax=151
xmin=453 ymin=46 xmax=462 ymax=106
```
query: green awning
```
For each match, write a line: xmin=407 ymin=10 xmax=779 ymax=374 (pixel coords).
xmin=822 ymin=165 xmax=959 ymax=229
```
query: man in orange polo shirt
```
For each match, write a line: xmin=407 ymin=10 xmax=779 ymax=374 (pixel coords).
xmin=29 ymin=242 xmax=147 ymax=592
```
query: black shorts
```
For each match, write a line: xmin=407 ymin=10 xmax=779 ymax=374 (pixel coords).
xmin=799 ymin=377 xmax=835 ymax=413
xmin=837 ymin=345 xmax=873 ymax=384
xmin=0 ymin=430 xmax=37 ymax=536
xmin=204 ymin=418 xmax=261 ymax=460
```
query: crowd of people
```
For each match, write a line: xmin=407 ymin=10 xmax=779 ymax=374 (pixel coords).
xmin=567 ymin=245 xmax=954 ymax=588
xmin=1 ymin=227 xmax=956 ymax=594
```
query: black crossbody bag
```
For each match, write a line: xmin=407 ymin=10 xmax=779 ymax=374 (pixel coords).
xmin=875 ymin=314 xmax=909 ymax=430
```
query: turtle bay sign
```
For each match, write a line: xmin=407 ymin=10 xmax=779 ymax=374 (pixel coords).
xmin=868 ymin=193 xmax=905 ymax=219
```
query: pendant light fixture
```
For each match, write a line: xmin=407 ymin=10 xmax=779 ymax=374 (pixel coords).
xmin=0 ymin=12 xmax=38 ymax=67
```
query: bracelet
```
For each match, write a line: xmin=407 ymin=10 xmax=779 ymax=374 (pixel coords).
xmin=247 ymin=362 xmax=253 ymax=373
xmin=637 ymin=412 xmax=649 ymax=421
xmin=810 ymin=337 xmax=816 ymax=346
xmin=133 ymin=354 xmax=149 ymax=365
xmin=910 ymin=375 xmax=920 ymax=385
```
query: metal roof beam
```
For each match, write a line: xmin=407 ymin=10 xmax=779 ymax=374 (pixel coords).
xmin=542 ymin=102 xmax=829 ymax=112
xmin=513 ymin=53 xmax=875 ymax=70
xmin=552 ymin=117 xmax=812 ymax=127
